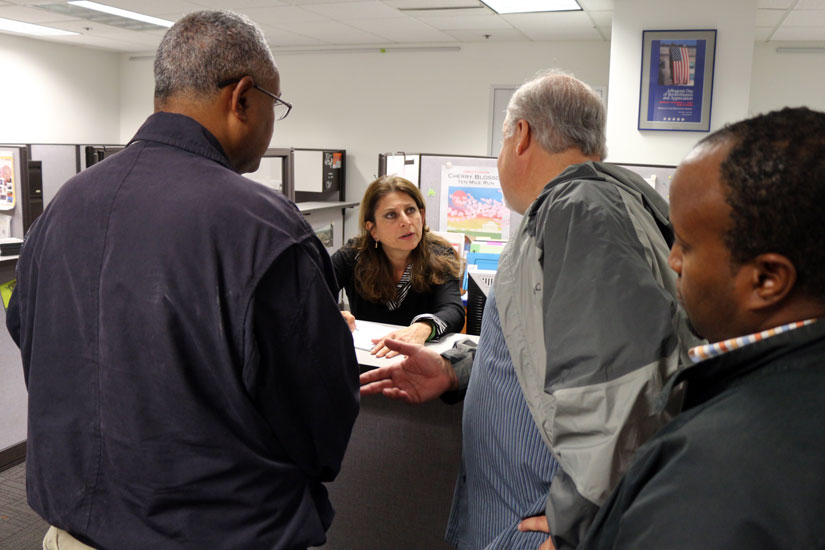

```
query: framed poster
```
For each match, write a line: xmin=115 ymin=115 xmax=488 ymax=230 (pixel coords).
xmin=639 ymin=29 xmax=717 ymax=132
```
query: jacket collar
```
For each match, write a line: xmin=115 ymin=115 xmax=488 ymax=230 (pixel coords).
xmin=658 ymin=319 xmax=825 ymax=413
xmin=128 ymin=112 xmax=234 ymax=171
xmin=524 ymin=161 xmax=673 ymax=246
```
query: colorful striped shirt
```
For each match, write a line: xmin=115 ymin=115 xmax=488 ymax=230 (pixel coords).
xmin=688 ymin=319 xmax=817 ymax=363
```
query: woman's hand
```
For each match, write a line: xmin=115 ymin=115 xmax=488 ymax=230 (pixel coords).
xmin=340 ymin=311 xmax=356 ymax=332
xmin=371 ymin=322 xmax=432 ymax=358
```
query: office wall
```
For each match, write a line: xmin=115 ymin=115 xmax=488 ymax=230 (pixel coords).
xmin=119 ymin=41 xmax=611 ymax=238
xmin=0 ymin=33 xmax=121 ymax=144
xmin=605 ymin=0 xmax=757 ymax=166
xmin=749 ymin=42 xmax=825 ymax=116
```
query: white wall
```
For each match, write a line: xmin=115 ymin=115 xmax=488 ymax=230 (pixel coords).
xmin=605 ymin=0 xmax=757 ymax=166
xmin=749 ymin=42 xmax=825 ymax=116
xmin=119 ymin=41 xmax=610 ymax=238
xmin=0 ymin=33 xmax=121 ymax=144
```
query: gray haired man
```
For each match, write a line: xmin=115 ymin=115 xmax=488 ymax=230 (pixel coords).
xmin=361 ymin=70 xmax=696 ymax=549
xmin=7 ymin=10 xmax=358 ymax=550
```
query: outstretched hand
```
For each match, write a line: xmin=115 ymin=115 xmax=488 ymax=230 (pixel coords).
xmin=518 ymin=515 xmax=555 ymax=550
xmin=370 ymin=322 xmax=432 ymax=358
xmin=359 ymin=338 xmax=457 ymax=403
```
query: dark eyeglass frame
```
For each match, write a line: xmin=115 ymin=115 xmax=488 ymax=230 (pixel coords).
xmin=217 ymin=77 xmax=292 ymax=121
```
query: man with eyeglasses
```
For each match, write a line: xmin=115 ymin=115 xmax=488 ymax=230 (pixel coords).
xmin=6 ymin=10 xmax=359 ymax=550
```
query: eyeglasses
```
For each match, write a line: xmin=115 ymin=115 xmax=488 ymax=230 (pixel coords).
xmin=217 ymin=78 xmax=292 ymax=121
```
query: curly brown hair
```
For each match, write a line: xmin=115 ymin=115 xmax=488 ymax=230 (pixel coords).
xmin=354 ymin=176 xmax=461 ymax=303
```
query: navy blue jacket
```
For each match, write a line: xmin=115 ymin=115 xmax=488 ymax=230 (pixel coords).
xmin=578 ymin=319 xmax=825 ymax=549
xmin=6 ymin=112 xmax=359 ymax=550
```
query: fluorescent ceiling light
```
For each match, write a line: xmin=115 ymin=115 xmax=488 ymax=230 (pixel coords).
xmin=68 ymin=1 xmax=173 ymax=28
xmin=481 ymin=0 xmax=581 ymax=14
xmin=0 ymin=17 xmax=78 ymax=36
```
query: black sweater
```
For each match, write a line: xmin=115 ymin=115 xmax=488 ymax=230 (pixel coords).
xmin=331 ymin=239 xmax=465 ymax=335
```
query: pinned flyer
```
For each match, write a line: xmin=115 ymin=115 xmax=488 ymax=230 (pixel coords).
xmin=439 ymin=164 xmax=509 ymax=240
xmin=0 ymin=151 xmax=16 ymax=211
xmin=1 ymin=278 xmax=15 ymax=310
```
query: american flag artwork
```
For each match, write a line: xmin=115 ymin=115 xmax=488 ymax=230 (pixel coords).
xmin=670 ymin=45 xmax=691 ymax=85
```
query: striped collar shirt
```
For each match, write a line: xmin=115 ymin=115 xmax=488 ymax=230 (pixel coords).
xmin=688 ymin=319 xmax=817 ymax=363
xmin=386 ymin=264 xmax=413 ymax=311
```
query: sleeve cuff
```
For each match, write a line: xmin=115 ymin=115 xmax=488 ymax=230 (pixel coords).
xmin=439 ymin=338 xmax=477 ymax=404
xmin=411 ymin=313 xmax=447 ymax=341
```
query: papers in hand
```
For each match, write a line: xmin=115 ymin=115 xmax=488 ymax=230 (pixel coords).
xmin=351 ymin=320 xmax=399 ymax=351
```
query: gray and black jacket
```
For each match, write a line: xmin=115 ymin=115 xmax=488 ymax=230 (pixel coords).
xmin=444 ymin=161 xmax=699 ymax=549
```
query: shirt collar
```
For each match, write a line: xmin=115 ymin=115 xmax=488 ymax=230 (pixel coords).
xmin=128 ymin=112 xmax=234 ymax=171
xmin=688 ymin=319 xmax=817 ymax=363
xmin=657 ymin=318 xmax=823 ymax=414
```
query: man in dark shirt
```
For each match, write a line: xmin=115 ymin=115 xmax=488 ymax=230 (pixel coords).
xmin=577 ymin=107 xmax=825 ymax=548
xmin=6 ymin=10 xmax=359 ymax=550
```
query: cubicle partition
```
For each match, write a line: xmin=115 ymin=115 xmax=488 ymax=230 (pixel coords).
xmin=614 ymin=162 xmax=677 ymax=202
xmin=0 ymin=144 xmax=32 ymax=469
xmin=249 ymin=148 xmax=355 ymax=253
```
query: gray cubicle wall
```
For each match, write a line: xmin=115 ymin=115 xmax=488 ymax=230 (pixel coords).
xmin=29 ymin=144 xmax=80 ymax=208
xmin=614 ymin=163 xmax=676 ymax=202
xmin=1 ymin=260 xmax=26 ymax=467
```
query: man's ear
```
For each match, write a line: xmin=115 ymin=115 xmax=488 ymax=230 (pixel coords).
xmin=228 ymin=76 xmax=255 ymax=122
xmin=515 ymin=119 xmax=532 ymax=156
xmin=745 ymin=253 xmax=797 ymax=311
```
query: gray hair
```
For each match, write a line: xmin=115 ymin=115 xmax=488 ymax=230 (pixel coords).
xmin=154 ymin=10 xmax=277 ymax=102
xmin=503 ymin=69 xmax=607 ymax=159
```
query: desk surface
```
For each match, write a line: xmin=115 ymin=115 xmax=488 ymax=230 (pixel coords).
xmin=354 ymin=320 xmax=478 ymax=369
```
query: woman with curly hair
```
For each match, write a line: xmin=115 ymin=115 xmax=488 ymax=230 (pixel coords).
xmin=332 ymin=175 xmax=465 ymax=358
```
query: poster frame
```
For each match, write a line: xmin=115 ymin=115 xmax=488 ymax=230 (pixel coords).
xmin=638 ymin=29 xmax=717 ymax=132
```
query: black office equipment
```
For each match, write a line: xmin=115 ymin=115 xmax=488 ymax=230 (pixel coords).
xmin=21 ymin=160 xmax=43 ymax=233
xmin=466 ymin=269 xmax=495 ymax=336
xmin=84 ymin=145 xmax=124 ymax=168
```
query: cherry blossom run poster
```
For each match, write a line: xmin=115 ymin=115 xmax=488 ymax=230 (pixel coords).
xmin=439 ymin=164 xmax=509 ymax=240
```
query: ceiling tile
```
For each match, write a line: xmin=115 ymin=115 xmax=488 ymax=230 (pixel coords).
xmin=47 ymin=18 xmax=162 ymax=39
xmin=0 ymin=5 xmax=82 ymax=23
xmin=597 ymin=24 xmax=610 ymax=38
xmin=756 ymin=8 xmax=785 ymax=26
xmin=418 ymin=14 xmax=512 ymax=30
xmin=1 ymin=0 xmax=68 ymax=5
xmin=588 ymin=9 xmax=610 ymax=26
xmin=275 ymin=18 xmax=357 ymax=33
xmin=309 ymin=31 xmax=387 ymax=44
xmin=239 ymin=6 xmax=326 ymax=25
xmin=576 ymin=0 xmax=613 ymax=9
xmin=795 ymin=0 xmax=825 ymax=8
xmin=97 ymin=0 xmax=207 ymax=15
xmin=345 ymin=16 xmax=457 ymax=41
xmin=39 ymin=30 xmax=158 ymax=52
xmin=289 ymin=0 xmax=379 ymax=4
xmin=401 ymin=7 xmax=490 ymax=17
xmin=262 ymin=27 xmax=326 ymax=46
xmin=772 ymin=25 xmax=825 ymax=39
xmin=190 ymin=0 xmax=281 ymax=8
xmin=301 ymin=1 xmax=405 ymax=20
xmin=383 ymin=0 xmax=485 ymax=7
xmin=444 ymin=28 xmax=527 ymax=41
xmin=782 ymin=9 xmax=825 ymax=25
xmin=503 ymin=11 xmax=601 ymax=40
xmin=754 ymin=27 xmax=775 ymax=41
xmin=757 ymin=0 xmax=795 ymax=7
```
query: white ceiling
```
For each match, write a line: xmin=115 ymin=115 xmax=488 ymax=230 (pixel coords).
xmin=0 ymin=0 xmax=823 ymax=53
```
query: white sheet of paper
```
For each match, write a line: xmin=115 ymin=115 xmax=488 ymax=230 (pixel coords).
xmin=351 ymin=319 xmax=401 ymax=351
